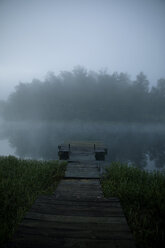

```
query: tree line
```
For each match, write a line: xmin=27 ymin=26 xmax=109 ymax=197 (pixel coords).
xmin=1 ymin=67 xmax=165 ymax=122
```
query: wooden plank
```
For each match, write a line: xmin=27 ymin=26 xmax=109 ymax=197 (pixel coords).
xmin=20 ymin=219 xmax=130 ymax=232
xmin=64 ymin=174 xmax=101 ymax=179
xmin=24 ymin=212 xmax=128 ymax=224
xmin=59 ymin=179 xmax=101 ymax=185
xmin=54 ymin=187 xmax=104 ymax=200
xmin=54 ymin=179 xmax=104 ymax=200
xmin=53 ymin=195 xmax=104 ymax=201
xmin=30 ymin=204 xmax=125 ymax=217
xmin=8 ymin=235 xmax=65 ymax=248
xmin=65 ymin=162 xmax=100 ymax=178
xmin=36 ymin=195 xmax=120 ymax=202
xmin=10 ymin=237 xmax=135 ymax=248
xmin=16 ymin=226 xmax=133 ymax=240
xmin=68 ymin=164 xmax=98 ymax=168
xmin=35 ymin=200 xmax=122 ymax=208
xmin=55 ymin=180 xmax=102 ymax=190
xmin=34 ymin=198 xmax=122 ymax=207
xmin=69 ymin=155 xmax=95 ymax=162
xmin=55 ymin=179 xmax=103 ymax=191
xmin=10 ymin=236 xmax=117 ymax=248
xmin=66 ymin=167 xmax=99 ymax=172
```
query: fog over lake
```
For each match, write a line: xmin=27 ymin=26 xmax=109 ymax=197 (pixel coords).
xmin=0 ymin=120 xmax=165 ymax=171
xmin=0 ymin=68 xmax=165 ymax=171
xmin=1 ymin=0 xmax=165 ymax=172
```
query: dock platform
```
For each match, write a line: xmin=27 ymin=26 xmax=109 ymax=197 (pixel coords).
xmin=9 ymin=142 xmax=135 ymax=248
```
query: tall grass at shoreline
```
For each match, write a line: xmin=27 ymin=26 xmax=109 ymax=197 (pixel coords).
xmin=0 ymin=156 xmax=66 ymax=245
xmin=101 ymin=163 xmax=165 ymax=248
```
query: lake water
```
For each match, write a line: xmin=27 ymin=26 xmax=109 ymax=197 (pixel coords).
xmin=0 ymin=121 xmax=165 ymax=171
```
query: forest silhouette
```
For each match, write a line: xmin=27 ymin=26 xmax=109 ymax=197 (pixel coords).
xmin=1 ymin=67 xmax=165 ymax=122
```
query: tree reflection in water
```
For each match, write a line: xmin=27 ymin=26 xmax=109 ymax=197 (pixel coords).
xmin=1 ymin=121 xmax=165 ymax=170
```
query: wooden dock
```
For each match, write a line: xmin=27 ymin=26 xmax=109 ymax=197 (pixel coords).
xmin=9 ymin=143 xmax=135 ymax=248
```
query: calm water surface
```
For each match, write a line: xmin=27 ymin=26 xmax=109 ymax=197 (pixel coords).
xmin=0 ymin=121 xmax=165 ymax=171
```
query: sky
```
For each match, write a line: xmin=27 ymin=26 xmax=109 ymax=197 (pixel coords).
xmin=0 ymin=0 xmax=165 ymax=99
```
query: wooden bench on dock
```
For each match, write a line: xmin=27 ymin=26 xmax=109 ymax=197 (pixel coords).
xmin=58 ymin=142 xmax=108 ymax=161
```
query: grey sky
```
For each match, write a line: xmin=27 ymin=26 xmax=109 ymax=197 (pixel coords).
xmin=0 ymin=0 xmax=165 ymax=99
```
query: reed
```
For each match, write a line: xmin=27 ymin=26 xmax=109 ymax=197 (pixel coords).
xmin=101 ymin=162 xmax=165 ymax=248
xmin=0 ymin=156 xmax=66 ymax=245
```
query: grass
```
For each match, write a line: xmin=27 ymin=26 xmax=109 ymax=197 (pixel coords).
xmin=101 ymin=162 xmax=165 ymax=248
xmin=0 ymin=156 xmax=66 ymax=245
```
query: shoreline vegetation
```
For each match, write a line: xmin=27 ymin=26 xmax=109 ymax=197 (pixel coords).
xmin=0 ymin=156 xmax=66 ymax=245
xmin=101 ymin=163 xmax=165 ymax=248
xmin=1 ymin=156 xmax=165 ymax=248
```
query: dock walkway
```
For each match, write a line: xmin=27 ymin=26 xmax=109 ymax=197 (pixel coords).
xmin=9 ymin=143 xmax=135 ymax=248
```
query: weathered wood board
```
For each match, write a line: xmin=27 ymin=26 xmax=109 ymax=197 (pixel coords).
xmin=65 ymin=167 xmax=100 ymax=179
xmin=9 ymin=143 xmax=135 ymax=248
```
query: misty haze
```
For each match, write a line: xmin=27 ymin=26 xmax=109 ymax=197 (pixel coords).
xmin=1 ymin=1 xmax=165 ymax=247
xmin=1 ymin=0 xmax=165 ymax=171
xmin=0 ymin=67 xmax=165 ymax=170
